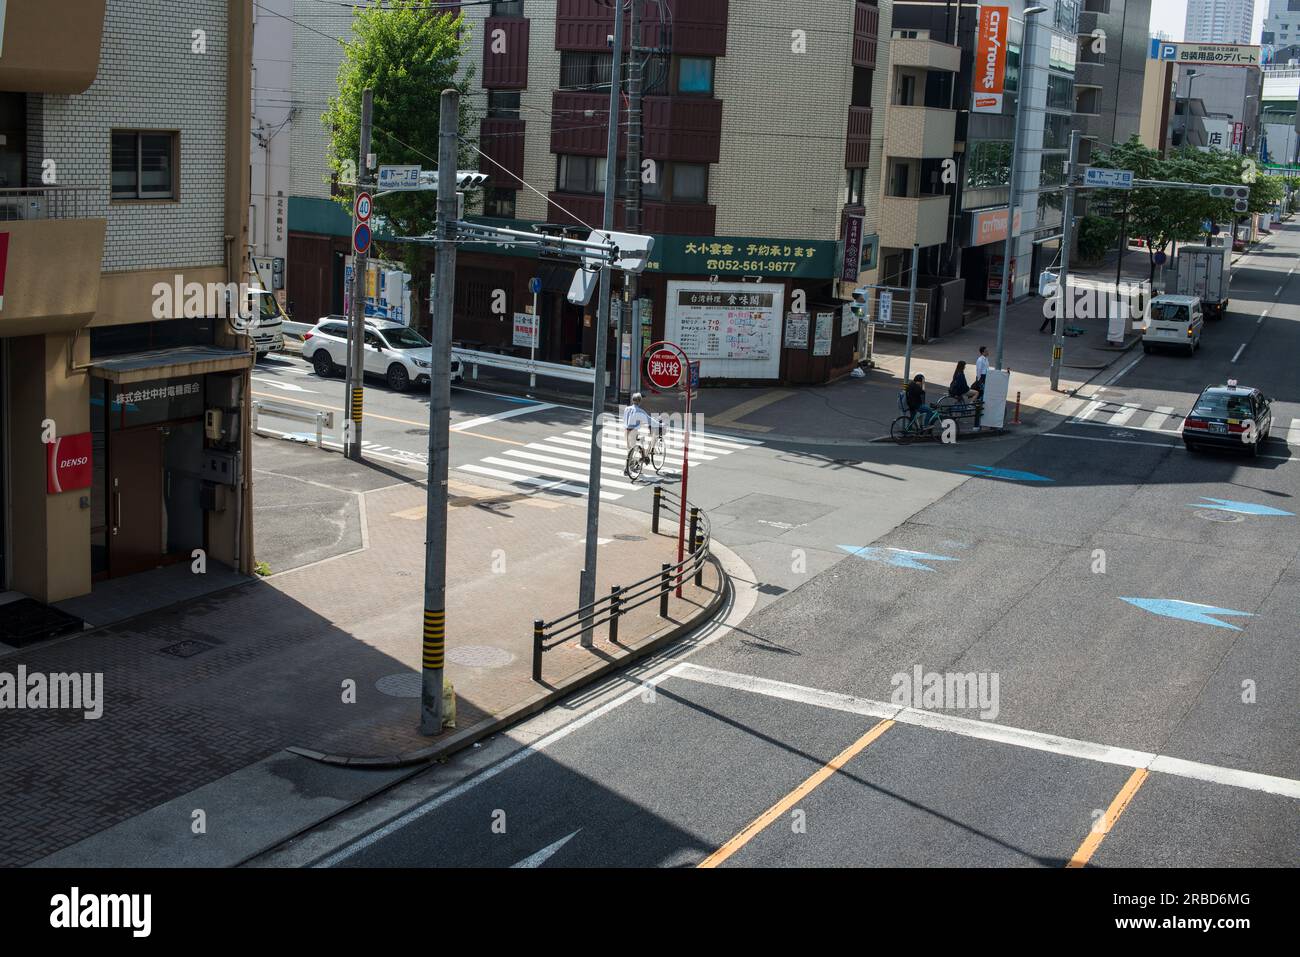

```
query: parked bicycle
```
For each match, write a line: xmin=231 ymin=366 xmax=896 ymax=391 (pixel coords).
xmin=626 ymin=415 xmax=667 ymax=480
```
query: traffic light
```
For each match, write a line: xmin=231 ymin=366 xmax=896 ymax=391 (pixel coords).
xmin=849 ymin=286 xmax=868 ymax=319
xmin=1208 ymin=184 xmax=1250 ymax=200
xmin=456 ymin=171 xmax=489 ymax=190
xmin=1233 ymin=197 xmax=1250 ymax=213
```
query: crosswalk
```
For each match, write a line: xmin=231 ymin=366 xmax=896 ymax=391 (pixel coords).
xmin=1061 ymin=397 xmax=1300 ymax=447
xmin=457 ymin=423 xmax=764 ymax=501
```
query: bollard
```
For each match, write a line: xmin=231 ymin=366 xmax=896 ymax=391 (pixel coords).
xmin=609 ymin=585 xmax=621 ymax=644
xmin=532 ymin=619 xmax=544 ymax=683
xmin=315 ymin=410 xmax=325 ymax=449
xmin=659 ymin=563 xmax=671 ymax=617
xmin=652 ymin=486 xmax=662 ymax=534
xmin=688 ymin=507 xmax=699 ymax=552
xmin=694 ymin=532 xmax=705 ymax=587
xmin=1013 ymin=391 xmax=1022 ymax=425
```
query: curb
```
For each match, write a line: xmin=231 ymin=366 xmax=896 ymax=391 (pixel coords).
xmin=287 ymin=552 xmax=731 ymax=769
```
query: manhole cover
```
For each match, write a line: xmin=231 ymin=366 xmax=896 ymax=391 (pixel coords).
xmin=157 ymin=639 xmax=214 ymax=659
xmin=613 ymin=534 xmax=645 ymax=542
xmin=447 ymin=645 xmax=514 ymax=668
xmin=375 ymin=672 xmax=423 ymax=697
xmin=1196 ymin=510 xmax=1244 ymax=523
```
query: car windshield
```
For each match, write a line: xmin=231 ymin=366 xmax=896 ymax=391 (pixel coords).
xmin=1194 ymin=392 xmax=1253 ymax=417
xmin=256 ymin=292 xmax=282 ymax=321
xmin=379 ymin=326 xmax=429 ymax=349
xmin=1152 ymin=303 xmax=1189 ymax=323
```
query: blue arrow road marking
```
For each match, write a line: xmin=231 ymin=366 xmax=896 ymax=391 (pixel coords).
xmin=838 ymin=545 xmax=958 ymax=571
xmin=1190 ymin=498 xmax=1294 ymax=517
xmin=1120 ymin=598 xmax=1254 ymax=631
xmin=953 ymin=464 xmax=1053 ymax=482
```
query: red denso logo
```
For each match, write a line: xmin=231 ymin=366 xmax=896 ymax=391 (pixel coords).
xmin=60 ymin=456 xmax=89 ymax=469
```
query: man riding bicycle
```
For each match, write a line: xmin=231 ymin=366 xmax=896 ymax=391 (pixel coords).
xmin=623 ymin=392 xmax=654 ymax=477
xmin=905 ymin=374 xmax=932 ymax=427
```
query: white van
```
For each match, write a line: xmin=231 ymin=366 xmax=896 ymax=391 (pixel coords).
xmin=1142 ymin=294 xmax=1203 ymax=356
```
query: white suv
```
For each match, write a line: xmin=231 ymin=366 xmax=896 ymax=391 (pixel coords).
xmin=302 ymin=318 xmax=462 ymax=392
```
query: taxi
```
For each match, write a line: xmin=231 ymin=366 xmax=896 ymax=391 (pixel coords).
xmin=1182 ymin=380 xmax=1274 ymax=456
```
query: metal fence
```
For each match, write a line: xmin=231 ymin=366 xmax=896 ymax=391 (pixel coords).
xmin=0 ymin=186 xmax=97 ymax=221
xmin=867 ymin=285 xmax=930 ymax=343
xmin=532 ymin=486 xmax=711 ymax=682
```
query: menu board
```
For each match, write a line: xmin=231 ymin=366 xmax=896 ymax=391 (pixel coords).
xmin=784 ymin=313 xmax=810 ymax=349
xmin=667 ymin=286 xmax=779 ymax=360
xmin=813 ymin=312 xmax=833 ymax=357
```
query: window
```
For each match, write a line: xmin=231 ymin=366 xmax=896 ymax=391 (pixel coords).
xmin=671 ymin=163 xmax=708 ymax=201
xmin=490 ymin=0 xmax=523 ymax=15
xmin=677 ymin=57 xmax=714 ymax=95
xmin=1046 ymin=74 xmax=1074 ymax=112
xmin=112 ymin=131 xmax=177 ymax=200
xmin=381 ymin=326 xmax=430 ymax=349
xmin=964 ymin=140 xmax=1011 ymax=189
xmin=557 ymin=155 xmax=599 ymax=193
xmin=851 ymin=67 xmax=873 ymax=108
xmin=847 ymin=168 xmax=866 ymax=206
xmin=483 ymin=187 xmax=517 ymax=217
xmin=560 ymin=51 xmax=612 ymax=90
xmin=487 ymin=91 xmax=520 ymax=119
xmin=640 ymin=54 xmax=670 ymax=95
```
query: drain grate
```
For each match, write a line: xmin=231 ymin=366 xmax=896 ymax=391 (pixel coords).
xmin=157 ymin=639 xmax=215 ymax=659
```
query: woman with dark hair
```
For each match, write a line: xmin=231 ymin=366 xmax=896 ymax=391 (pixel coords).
xmin=949 ymin=360 xmax=978 ymax=402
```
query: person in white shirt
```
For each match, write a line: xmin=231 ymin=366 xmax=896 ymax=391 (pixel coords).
xmin=623 ymin=392 xmax=653 ymax=476
xmin=974 ymin=346 xmax=990 ymax=395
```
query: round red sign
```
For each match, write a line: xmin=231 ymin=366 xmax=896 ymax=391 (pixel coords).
xmin=646 ymin=349 xmax=683 ymax=390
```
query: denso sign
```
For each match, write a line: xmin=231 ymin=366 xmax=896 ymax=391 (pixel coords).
xmin=47 ymin=432 xmax=93 ymax=495
xmin=973 ymin=5 xmax=1009 ymax=115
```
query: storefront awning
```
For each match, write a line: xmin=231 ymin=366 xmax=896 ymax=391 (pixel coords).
xmin=88 ymin=345 xmax=252 ymax=384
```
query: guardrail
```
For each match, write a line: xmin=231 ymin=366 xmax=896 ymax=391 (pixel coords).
xmin=0 ymin=185 xmax=98 ymax=221
xmin=532 ymin=485 xmax=711 ymax=682
xmin=252 ymin=399 xmax=334 ymax=448
xmin=453 ymin=346 xmax=599 ymax=385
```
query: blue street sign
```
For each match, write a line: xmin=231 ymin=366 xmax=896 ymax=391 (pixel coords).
xmin=689 ymin=360 xmax=700 ymax=391
xmin=1083 ymin=168 xmax=1134 ymax=189
xmin=353 ymin=222 xmax=372 ymax=254
xmin=838 ymin=545 xmax=958 ymax=572
xmin=1190 ymin=498 xmax=1294 ymax=516
xmin=1121 ymin=598 xmax=1253 ymax=631
xmin=1153 ymin=251 xmax=1166 ymax=265
xmin=529 ymin=276 xmax=543 ymax=295
xmin=953 ymin=464 xmax=1052 ymax=483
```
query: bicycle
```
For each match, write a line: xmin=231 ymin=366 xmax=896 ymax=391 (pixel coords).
xmin=625 ymin=416 xmax=667 ymax=480
xmin=890 ymin=392 xmax=946 ymax=444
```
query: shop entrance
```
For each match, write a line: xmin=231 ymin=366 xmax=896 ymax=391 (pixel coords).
xmin=109 ymin=427 xmax=164 ymax=577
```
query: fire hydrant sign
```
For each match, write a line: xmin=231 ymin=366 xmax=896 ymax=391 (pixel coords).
xmin=646 ymin=349 xmax=683 ymax=389
xmin=512 ymin=312 xmax=539 ymax=349
xmin=47 ymin=432 xmax=93 ymax=495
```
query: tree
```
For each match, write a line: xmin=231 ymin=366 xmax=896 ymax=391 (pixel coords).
xmin=323 ymin=1 xmax=477 ymax=322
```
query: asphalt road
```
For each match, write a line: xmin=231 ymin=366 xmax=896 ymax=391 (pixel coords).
xmin=257 ymin=223 xmax=1300 ymax=868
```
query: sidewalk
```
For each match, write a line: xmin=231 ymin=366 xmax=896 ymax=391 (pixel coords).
xmin=2 ymin=436 xmax=721 ymax=867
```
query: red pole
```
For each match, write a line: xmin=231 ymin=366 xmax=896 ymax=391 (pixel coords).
xmin=676 ymin=364 xmax=690 ymax=598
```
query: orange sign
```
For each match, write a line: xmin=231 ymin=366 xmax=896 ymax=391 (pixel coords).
xmin=973 ymin=5 xmax=1009 ymax=114
xmin=971 ymin=206 xmax=1022 ymax=246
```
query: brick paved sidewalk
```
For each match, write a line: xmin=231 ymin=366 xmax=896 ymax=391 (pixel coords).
xmin=0 ymin=437 xmax=720 ymax=867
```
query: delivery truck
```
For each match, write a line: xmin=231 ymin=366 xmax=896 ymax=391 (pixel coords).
xmin=1170 ymin=243 xmax=1231 ymax=320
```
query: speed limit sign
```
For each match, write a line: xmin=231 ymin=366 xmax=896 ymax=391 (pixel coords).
xmin=355 ymin=191 xmax=372 ymax=222
xmin=646 ymin=349 xmax=683 ymax=389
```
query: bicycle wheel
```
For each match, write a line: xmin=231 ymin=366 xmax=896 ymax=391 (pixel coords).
xmin=890 ymin=415 xmax=915 ymax=445
xmin=626 ymin=447 xmax=643 ymax=481
xmin=925 ymin=412 xmax=947 ymax=441
xmin=650 ymin=435 xmax=667 ymax=472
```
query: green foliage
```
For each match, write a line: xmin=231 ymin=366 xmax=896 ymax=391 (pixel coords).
xmin=1076 ymin=215 xmax=1117 ymax=263
xmin=323 ymin=2 xmax=477 ymax=296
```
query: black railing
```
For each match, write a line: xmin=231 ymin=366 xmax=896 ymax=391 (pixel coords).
xmin=532 ymin=486 xmax=711 ymax=682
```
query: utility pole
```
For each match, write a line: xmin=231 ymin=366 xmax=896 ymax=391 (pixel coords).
xmin=1050 ymin=130 xmax=1080 ymax=392
xmin=578 ymin=0 xmax=626 ymax=647
xmin=994 ymin=6 xmax=1044 ymax=370
xmin=420 ymin=88 xmax=459 ymax=735
xmin=346 ymin=89 xmax=373 ymax=462
xmin=903 ymin=242 xmax=919 ymax=381
xmin=625 ymin=0 xmax=643 ymax=401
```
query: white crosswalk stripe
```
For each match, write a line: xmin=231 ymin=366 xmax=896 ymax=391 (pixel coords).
xmin=1290 ymin=418 xmax=1300 ymax=447
xmin=1107 ymin=402 xmax=1141 ymax=427
xmin=1065 ymin=404 xmax=1299 ymax=447
xmin=1141 ymin=406 xmax=1175 ymax=431
xmin=454 ymin=419 xmax=763 ymax=501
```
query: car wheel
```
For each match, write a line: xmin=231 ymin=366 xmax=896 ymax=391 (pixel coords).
xmin=311 ymin=350 xmax=336 ymax=377
xmin=387 ymin=363 xmax=410 ymax=392
xmin=1183 ymin=440 xmax=1198 ymax=453
xmin=1142 ymin=342 xmax=1152 ymax=354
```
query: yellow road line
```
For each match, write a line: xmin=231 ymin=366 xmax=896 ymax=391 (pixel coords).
xmin=251 ymin=392 xmax=525 ymax=446
xmin=706 ymin=389 xmax=794 ymax=430
xmin=1066 ymin=768 xmax=1148 ymax=868
xmin=698 ymin=719 xmax=894 ymax=868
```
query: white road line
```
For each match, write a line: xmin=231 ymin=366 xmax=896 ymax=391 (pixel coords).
xmin=1107 ymin=402 xmax=1141 ymax=427
xmin=1076 ymin=399 xmax=1105 ymax=422
xmin=590 ymin=427 xmax=754 ymax=453
xmin=1231 ymin=343 xmax=1247 ymax=364
xmin=1142 ymin=406 xmax=1175 ymax=431
xmin=510 ymin=830 xmax=581 ymax=868
xmin=452 ymin=402 xmax=556 ymax=432
xmin=668 ymin=663 xmax=1300 ymax=801
xmin=504 ymin=449 xmax=634 ymax=483
xmin=480 ymin=456 xmax=639 ymax=491
xmin=1042 ymin=430 xmax=1294 ymax=461
xmin=457 ymin=464 xmax=622 ymax=500
xmin=547 ymin=435 xmax=709 ymax=465
xmin=1275 ymin=285 xmax=1285 ymax=296
xmin=563 ymin=432 xmax=719 ymax=461
xmin=1103 ymin=355 xmax=1144 ymax=386
xmin=1289 ymin=418 xmax=1300 ymax=447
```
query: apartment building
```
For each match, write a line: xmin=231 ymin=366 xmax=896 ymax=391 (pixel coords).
xmin=285 ymin=0 xmax=891 ymax=385
xmin=1185 ymin=0 xmax=1256 ymax=46
xmin=0 ymin=0 xmax=253 ymax=609
xmin=1072 ymin=0 xmax=1151 ymax=152
xmin=1262 ymin=0 xmax=1300 ymax=62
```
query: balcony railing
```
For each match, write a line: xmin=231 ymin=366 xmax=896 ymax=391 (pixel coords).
xmin=550 ymin=90 xmax=722 ymax=164
xmin=846 ymin=106 xmax=873 ymax=168
xmin=884 ymin=106 xmax=957 ymax=160
xmin=0 ymin=186 xmax=98 ymax=221
xmin=880 ymin=194 xmax=950 ymax=249
xmin=889 ymin=37 xmax=961 ymax=73
xmin=853 ymin=1 xmax=880 ymax=69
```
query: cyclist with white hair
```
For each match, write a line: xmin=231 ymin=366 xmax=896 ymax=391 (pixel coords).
xmin=623 ymin=392 xmax=654 ymax=478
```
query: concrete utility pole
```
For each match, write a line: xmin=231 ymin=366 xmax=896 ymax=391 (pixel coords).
xmin=624 ymin=0 xmax=644 ymax=402
xmin=994 ymin=5 xmax=1045 ymax=370
xmin=1050 ymin=129 xmax=1080 ymax=392
xmin=420 ymin=89 xmax=459 ymax=735
xmin=903 ymin=242 xmax=919 ymax=380
xmin=577 ymin=0 xmax=626 ymax=647
xmin=346 ymin=88 xmax=373 ymax=462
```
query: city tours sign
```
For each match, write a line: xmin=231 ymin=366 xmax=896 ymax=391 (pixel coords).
xmin=973 ymin=5 xmax=1010 ymax=114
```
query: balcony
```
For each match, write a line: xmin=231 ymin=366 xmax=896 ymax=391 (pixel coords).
xmin=1077 ymin=11 xmax=1102 ymax=36
xmin=884 ymin=106 xmax=957 ymax=160
xmin=888 ymin=37 xmax=961 ymax=73
xmin=853 ymin=1 xmax=880 ymax=69
xmin=0 ymin=0 xmax=107 ymax=94
xmin=550 ymin=90 xmax=722 ymax=164
xmin=556 ymin=0 xmax=727 ymax=56
xmin=0 ymin=187 xmax=106 ymax=337
xmin=879 ymin=194 xmax=950 ymax=249
xmin=1074 ymin=60 xmax=1106 ymax=89
xmin=1074 ymin=111 xmax=1106 ymax=140
xmin=478 ymin=117 xmax=525 ymax=187
xmin=546 ymin=192 xmax=716 ymax=236
xmin=845 ymin=106 xmax=873 ymax=168
xmin=482 ymin=16 xmax=530 ymax=89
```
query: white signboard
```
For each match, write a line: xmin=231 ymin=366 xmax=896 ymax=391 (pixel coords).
xmin=377 ymin=165 xmax=421 ymax=190
xmin=813 ymin=312 xmax=834 ymax=357
xmin=512 ymin=312 xmax=539 ymax=349
xmin=784 ymin=313 xmax=810 ymax=349
xmin=665 ymin=281 xmax=784 ymax=379
xmin=877 ymin=290 xmax=893 ymax=326
xmin=841 ymin=303 xmax=860 ymax=338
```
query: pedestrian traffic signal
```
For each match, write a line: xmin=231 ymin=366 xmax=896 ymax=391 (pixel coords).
xmin=456 ymin=172 xmax=489 ymax=190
